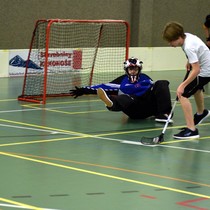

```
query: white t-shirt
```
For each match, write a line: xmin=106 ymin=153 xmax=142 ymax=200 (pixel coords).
xmin=182 ymin=33 xmax=210 ymax=77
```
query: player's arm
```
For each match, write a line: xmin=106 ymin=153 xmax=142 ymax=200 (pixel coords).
xmin=69 ymin=86 xmax=96 ymax=98
xmin=70 ymin=75 xmax=125 ymax=98
xmin=70 ymin=83 xmax=120 ymax=98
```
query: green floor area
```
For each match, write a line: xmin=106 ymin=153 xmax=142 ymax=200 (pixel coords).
xmin=0 ymin=70 xmax=210 ymax=209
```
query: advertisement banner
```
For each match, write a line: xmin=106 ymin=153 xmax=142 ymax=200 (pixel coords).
xmin=9 ymin=49 xmax=82 ymax=77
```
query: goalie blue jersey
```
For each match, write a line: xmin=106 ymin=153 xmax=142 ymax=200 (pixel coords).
xmin=85 ymin=74 xmax=153 ymax=97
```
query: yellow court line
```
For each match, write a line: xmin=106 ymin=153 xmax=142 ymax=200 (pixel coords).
xmin=1 ymin=93 xmax=209 ymax=106
xmin=1 ymin=152 xmax=210 ymax=199
xmin=21 ymin=102 xmax=106 ymax=115
xmin=97 ymin=122 xmax=210 ymax=137
xmin=9 ymin=152 xmax=210 ymax=188
xmin=0 ymin=118 xmax=210 ymax=148
xmin=19 ymin=93 xmax=210 ymax=107
xmin=161 ymin=135 xmax=210 ymax=144
xmin=93 ymin=123 xmax=210 ymax=144
xmin=0 ymin=134 xmax=209 ymax=149
xmin=0 ymin=118 xmax=90 ymax=137
xmin=0 ymin=117 xmax=184 ymax=148
xmin=0 ymin=197 xmax=42 ymax=210
xmin=0 ymin=116 xmax=209 ymax=139
xmin=0 ymin=99 xmax=16 ymax=102
xmin=21 ymin=98 xmax=101 ymax=107
xmin=44 ymin=109 xmax=106 ymax=115
xmin=0 ymin=117 xmax=178 ymax=140
xmin=0 ymin=136 xmax=85 ymax=147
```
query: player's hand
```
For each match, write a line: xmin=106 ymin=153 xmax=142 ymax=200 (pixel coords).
xmin=176 ymin=83 xmax=185 ymax=99
xmin=186 ymin=63 xmax=191 ymax=71
xmin=69 ymin=86 xmax=85 ymax=98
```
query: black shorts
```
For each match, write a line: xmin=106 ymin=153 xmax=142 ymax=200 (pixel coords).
xmin=183 ymin=76 xmax=210 ymax=98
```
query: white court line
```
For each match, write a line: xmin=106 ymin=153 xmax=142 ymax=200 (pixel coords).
xmin=121 ymin=140 xmax=158 ymax=147
xmin=0 ymin=203 xmax=60 ymax=210
xmin=0 ymin=103 xmax=102 ymax=114
xmin=0 ymin=106 xmax=87 ymax=114
xmin=160 ymin=144 xmax=210 ymax=153
xmin=89 ymin=136 xmax=210 ymax=152
xmin=0 ymin=122 xmax=210 ymax=153
xmin=0 ymin=108 xmax=42 ymax=113
xmin=0 ymin=124 xmax=62 ymax=135
xmin=0 ymin=106 xmax=210 ymax=153
xmin=120 ymin=139 xmax=210 ymax=153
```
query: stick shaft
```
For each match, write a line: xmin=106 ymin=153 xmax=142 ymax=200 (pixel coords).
xmin=161 ymin=70 xmax=190 ymax=135
xmin=162 ymin=100 xmax=177 ymax=134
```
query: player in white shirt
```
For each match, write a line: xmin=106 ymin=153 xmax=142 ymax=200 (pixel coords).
xmin=163 ymin=21 xmax=210 ymax=139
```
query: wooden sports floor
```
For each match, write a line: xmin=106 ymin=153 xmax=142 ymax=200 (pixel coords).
xmin=0 ymin=70 xmax=210 ymax=210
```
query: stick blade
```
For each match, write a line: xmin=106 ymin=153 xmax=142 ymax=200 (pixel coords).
xmin=140 ymin=134 xmax=164 ymax=145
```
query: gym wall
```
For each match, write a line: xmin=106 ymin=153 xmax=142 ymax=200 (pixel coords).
xmin=0 ymin=0 xmax=209 ymax=49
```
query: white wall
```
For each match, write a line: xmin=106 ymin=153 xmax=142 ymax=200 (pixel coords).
xmin=0 ymin=47 xmax=187 ymax=77
xmin=129 ymin=47 xmax=186 ymax=72
xmin=0 ymin=50 xmax=9 ymax=77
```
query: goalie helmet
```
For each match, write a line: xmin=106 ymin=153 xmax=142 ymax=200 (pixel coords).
xmin=124 ymin=57 xmax=143 ymax=83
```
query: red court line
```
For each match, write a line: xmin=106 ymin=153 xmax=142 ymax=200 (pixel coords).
xmin=177 ymin=198 xmax=209 ymax=210
xmin=140 ymin=194 xmax=156 ymax=199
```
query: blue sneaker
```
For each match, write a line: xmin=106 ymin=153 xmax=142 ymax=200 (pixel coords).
xmin=173 ymin=128 xmax=199 ymax=139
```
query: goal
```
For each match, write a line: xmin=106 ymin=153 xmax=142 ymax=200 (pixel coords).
xmin=18 ymin=19 xmax=130 ymax=104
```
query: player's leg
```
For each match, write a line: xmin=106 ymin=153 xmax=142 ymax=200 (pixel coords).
xmin=173 ymin=96 xmax=199 ymax=139
xmin=97 ymin=88 xmax=113 ymax=107
xmin=193 ymin=78 xmax=210 ymax=125
xmin=173 ymin=78 xmax=201 ymax=139
xmin=97 ymin=88 xmax=130 ymax=112
xmin=179 ymin=96 xmax=195 ymax=130
xmin=194 ymin=89 xmax=204 ymax=114
xmin=120 ymin=93 xmax=158 ymax=119
xmin=105 ymin=94 xmax=155 ymax=120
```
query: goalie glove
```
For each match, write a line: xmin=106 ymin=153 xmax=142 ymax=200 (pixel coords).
xmin=69 ymin=86 xmax=86 ymax=98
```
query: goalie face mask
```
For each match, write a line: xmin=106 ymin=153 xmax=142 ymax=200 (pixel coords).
xmin=124 ymin=58 xmax=143 ymax=83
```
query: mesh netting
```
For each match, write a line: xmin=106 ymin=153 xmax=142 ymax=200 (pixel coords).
xmin=19 ymin=19 xmax=129 ymax=103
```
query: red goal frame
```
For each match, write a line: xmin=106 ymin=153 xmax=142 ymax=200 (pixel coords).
xmin=18 ymin=19 xmax=130 ymax=104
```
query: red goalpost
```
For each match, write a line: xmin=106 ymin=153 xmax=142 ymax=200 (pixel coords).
xmin=18 ymin=19 xmax=130 ymax=104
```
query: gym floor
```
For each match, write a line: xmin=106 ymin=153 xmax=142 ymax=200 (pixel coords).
xmin=0 ymin=70 xmax=210 ymax=210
